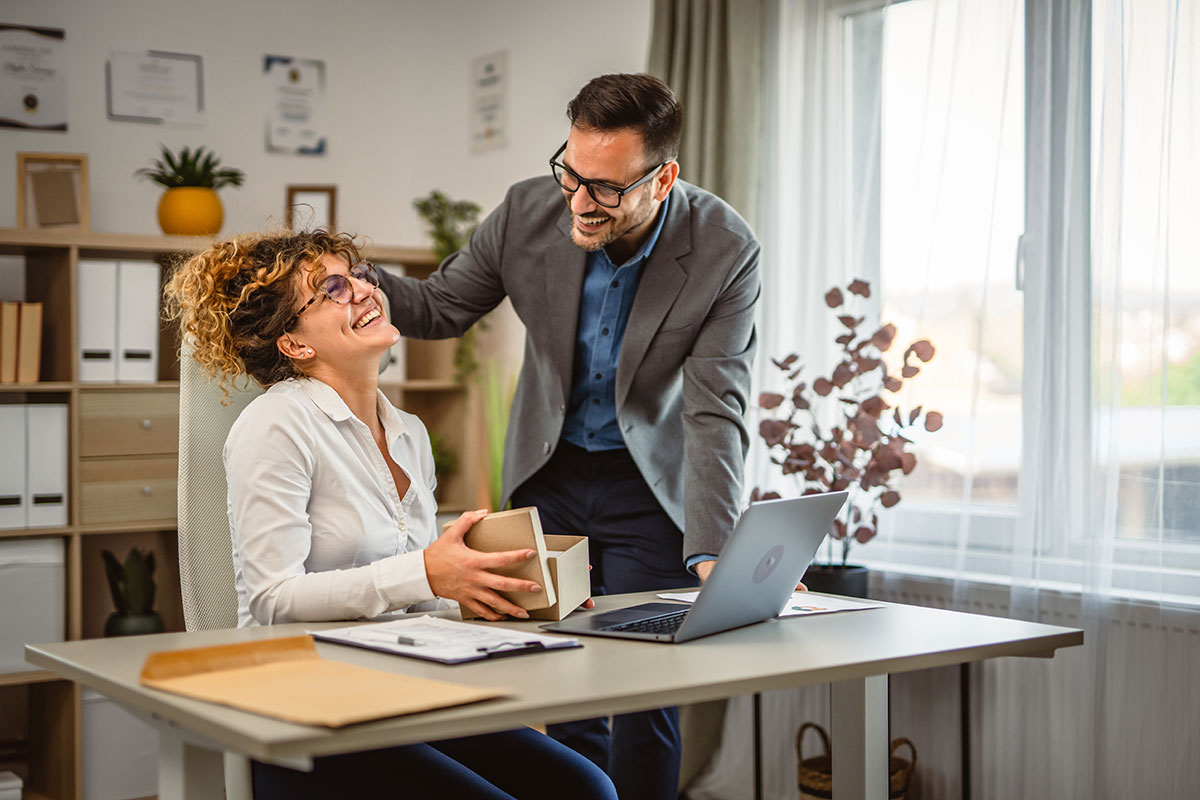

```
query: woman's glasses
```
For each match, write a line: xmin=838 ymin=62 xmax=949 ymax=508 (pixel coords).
xmin=288 ymin=262 xmax=379 ymax=328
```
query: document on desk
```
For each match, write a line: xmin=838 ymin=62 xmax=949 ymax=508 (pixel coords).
xmin=656 ymin=591 xmax=884 ymax=617
xmin=314 ymin=616 xmax=582 ymax=665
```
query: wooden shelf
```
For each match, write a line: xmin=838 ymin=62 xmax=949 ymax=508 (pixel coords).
xmin=0 ymin=383 xmax=73 ymax=393
xmin=78 ymin=520 xmax=177 ymax=536
xmin=76 ymin=381 xmax=179 ymax=391
xmin=0 ymin=527 xmax=71 ymax=541
xmin=0 ymin=670 xmax=60 ymax=688
xmin=0 ymin=228 xmax=440 ymax=269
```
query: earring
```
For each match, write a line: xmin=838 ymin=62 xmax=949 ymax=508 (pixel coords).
xmin=306 ymin=349 xmax=313 ymax=355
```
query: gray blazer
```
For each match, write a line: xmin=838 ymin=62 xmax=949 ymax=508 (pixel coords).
xmin=379 ymin=176 xmax=759 ymax=562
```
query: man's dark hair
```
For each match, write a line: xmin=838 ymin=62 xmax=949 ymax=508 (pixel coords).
xmin=566 ymin=73 xmax=683 ymax=167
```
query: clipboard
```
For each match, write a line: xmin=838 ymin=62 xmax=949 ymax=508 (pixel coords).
xmin=313 ymin=616 xmax=582 ymax=665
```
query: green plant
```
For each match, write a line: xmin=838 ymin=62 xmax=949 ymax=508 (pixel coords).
xmin=754 ymin=279 xmax=943 ymax=566
xmin=135 ymin=144 xmax=245 ymax=190
xmin=429 ymin=430 xmax=460 ymax=492
xmin=101 ymin=547 xmax=158 ymax=616
xmin=413 ymin=190 xmax=484 ymax=382
xmin=480 ymin=359 xmax=518 ymax=510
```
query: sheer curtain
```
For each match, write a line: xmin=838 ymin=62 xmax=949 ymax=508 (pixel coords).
xmin=690 ymin=1 xmax=1200 ymax=798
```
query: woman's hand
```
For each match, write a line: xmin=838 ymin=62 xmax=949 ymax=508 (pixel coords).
xmin=423 ymin=509 xmax=544 ymax=620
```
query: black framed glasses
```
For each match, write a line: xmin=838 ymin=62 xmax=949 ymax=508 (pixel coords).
xmin=549 ymin=142 xmax=666 ymax=208
xmin=288 ymin=262 xmax=379 ymax=327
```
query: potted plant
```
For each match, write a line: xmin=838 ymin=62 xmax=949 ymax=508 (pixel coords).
xmin=135 ymin=144 xmax=245 ymax=236
xmin=754 ymin=279 xmax=942 ymax=597
xmin=100 ymin=547 xmax=165 ymax=636
xmin=413 ymin=190 xmax=483 ymax=382
xmin=429 ymin=430 xmax=460 ymax=503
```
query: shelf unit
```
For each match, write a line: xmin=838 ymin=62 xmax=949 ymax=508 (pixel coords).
xmin=0 ymin=228 xmax=486 ymax=800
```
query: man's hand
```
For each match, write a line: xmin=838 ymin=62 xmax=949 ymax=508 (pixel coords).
xmin=694 ymin=558 xmax=808 ymax=591
xmin=423 ymin=509 xmax=544 ymax=620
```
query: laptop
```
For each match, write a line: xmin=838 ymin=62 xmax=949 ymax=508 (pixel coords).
xmin=539 ymin=491 xmax=848 ymax=643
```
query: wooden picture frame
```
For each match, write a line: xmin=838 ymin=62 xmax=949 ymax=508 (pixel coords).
xmin=286 ymin=184 xmax=337 ymax=231
xmin=17 ymin=152 xmax=90 ymax=230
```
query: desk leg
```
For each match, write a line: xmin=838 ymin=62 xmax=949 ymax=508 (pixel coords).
xmin=830 ymin=675 xmax=889 ymax=800
xmin=157 ymin=729 xmax=227 ymax=800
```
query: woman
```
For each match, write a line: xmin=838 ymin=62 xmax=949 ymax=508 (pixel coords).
xmin=165 ymin=230 xmax=615 ymax=800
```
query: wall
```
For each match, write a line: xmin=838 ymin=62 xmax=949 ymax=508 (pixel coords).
xmin=0 ymin=0 xmax=652 ymax=242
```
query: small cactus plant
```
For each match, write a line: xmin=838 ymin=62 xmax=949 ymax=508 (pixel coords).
xmin=101 ymin=548 xmax=165 ymax=636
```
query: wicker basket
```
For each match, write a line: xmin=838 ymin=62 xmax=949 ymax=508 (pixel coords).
xmin=795 ymin=722 xmax=917 ymax=800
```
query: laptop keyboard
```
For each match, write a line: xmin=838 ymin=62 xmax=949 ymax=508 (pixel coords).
xmin=602 ymin=608 xmax=690 ymax=635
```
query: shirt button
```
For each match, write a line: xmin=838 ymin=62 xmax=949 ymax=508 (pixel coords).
xmin=601 ymin=327 xmax=610 ymax=335
xmin=594 ymin=372 xmax=602 ymax=380
xmin=559 ymin=403 xmax=565 ymax=413
xmin=587 ymin=432 xmax=596 ymax=439
xmin=611 ymin=280 xmax=619 ymax=288
xmin=593 ymin=398 xmax=600 ymax=405
xmin=543 ymin=441 xmax=551 ymax=454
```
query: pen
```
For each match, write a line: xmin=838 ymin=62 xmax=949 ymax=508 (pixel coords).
xmin=395 ymin=635 xmax=423 ymax=646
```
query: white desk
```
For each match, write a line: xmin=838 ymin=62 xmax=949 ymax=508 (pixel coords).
xmin=26 ymin=591 xmax=1082 ymax=800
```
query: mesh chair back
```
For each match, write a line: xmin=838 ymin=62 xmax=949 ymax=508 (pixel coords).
xmin=176 ymin=341 xmax=262 ymax=631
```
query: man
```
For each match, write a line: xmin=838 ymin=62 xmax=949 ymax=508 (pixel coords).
xmin=379 ymin=73 xmax=759 ymax=800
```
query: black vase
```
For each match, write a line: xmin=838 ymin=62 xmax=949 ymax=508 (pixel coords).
xmin=104 ymin=612 xmax=166 ymax=637
xmin=800 ymin=565 xmax=870 ymax=598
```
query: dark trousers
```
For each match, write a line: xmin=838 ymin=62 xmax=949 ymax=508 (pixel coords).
xmin=252 ymin=728 xmax=617 ymax=800
xmin=512 ymin=442 xmax=699 ymax=800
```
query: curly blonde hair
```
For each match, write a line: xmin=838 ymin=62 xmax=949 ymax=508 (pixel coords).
xmin=163 ymin=229 xmax=363 ymax=399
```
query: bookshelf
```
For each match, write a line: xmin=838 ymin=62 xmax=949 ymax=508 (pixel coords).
xmin=0 ymin=228 xmax=487 ymax=800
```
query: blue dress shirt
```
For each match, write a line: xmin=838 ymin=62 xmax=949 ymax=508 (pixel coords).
xmin=562 ymin=194 xmax=670 ymax=452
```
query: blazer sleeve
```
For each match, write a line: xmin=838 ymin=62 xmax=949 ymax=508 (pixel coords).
xmin=378 ymin=187 xmax=514 ymax=339
xmin=679 ymin=239 xmax=761 ymax=561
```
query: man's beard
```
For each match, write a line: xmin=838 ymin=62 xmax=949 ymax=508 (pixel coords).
xmin=567 ymin=189 xmax=656 ymax=252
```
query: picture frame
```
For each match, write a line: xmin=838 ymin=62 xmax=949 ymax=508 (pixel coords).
xmin=286 ymin=184 xmax=337 ymax=231
xmin=17 ymin=152 xmax=89 ymax=230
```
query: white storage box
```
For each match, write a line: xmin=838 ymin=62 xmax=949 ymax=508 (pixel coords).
xmin=0 ymin=537 xmax=64 ymax=673
xmin=82 ymin=689 xmax=158 ymax=800
xmin=0 ymin=770 xmax=22 ymax=800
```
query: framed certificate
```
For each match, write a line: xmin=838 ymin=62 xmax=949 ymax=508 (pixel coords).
xmin=0 ymin=25 xmax=67 ymax=131
xmin=17 ymin=153 xmax=89 ymax=230
xmin=106 ymin=50 xmax=203 ymax=125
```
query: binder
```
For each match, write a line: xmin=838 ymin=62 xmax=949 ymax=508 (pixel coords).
xmin=16 ymin=302 xmax=43 ymax=383
xmin=0 ymin=302 xmax=17 ymax=383
xmin=0 ymin=406 xmax=27 ymax=529
xmin=116 ymin=261 xmax=161 ymax=383
xmin=78 ymin=260 xmax=118 ymax=382
xmin=25 ymin=404 xmax=68 ymax=528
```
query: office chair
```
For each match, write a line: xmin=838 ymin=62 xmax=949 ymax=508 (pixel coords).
xmin=176 ymin=339 xmax=262 ymax=800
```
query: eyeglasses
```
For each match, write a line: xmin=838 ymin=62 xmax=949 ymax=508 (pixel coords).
xmin=288 ymin=262 xmax=379 ymax=327
xmin=549 ymin=142 xmax=666 ymax=208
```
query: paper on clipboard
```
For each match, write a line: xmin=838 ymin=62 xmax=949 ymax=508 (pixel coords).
xmin=314 ymin=616 xmax=582 ymax=665
xmin=140 ymin=635 xmax=505 ymax=728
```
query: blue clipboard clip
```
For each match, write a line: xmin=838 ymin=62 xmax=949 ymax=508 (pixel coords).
xmin=476 ymin=640 xmax=548 ymax=659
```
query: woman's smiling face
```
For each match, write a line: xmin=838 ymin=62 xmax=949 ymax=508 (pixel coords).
xmin=283 ymin=253 xmax=399 ymax=367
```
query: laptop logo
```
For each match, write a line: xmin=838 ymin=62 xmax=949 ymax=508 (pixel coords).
xmin=753 ymin=545 xmax=785 ymax=584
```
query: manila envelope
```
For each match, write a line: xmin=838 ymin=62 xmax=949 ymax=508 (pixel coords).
xmin=140 ymin=635 xmax=506 ymax=728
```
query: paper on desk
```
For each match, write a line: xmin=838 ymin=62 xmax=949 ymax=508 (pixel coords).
xmin=656 ymin=591 xmax=883 ymax=617
xmin=313 ymin=615 xmax=582 ymax=664
xmin=140 ymin=635 xmax=505 ymax=728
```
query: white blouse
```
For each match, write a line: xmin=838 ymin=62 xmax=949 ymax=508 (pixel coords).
xmin=224 ymin=377 xmax=448 ymax=627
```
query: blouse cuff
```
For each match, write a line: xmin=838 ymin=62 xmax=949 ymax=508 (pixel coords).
xmin=370 ymin=550 xmax=437 ymax=609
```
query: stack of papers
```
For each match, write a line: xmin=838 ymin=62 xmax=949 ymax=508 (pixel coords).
xmin=314 ymin=616 xmax=582 ymax=664
xmin=656 ymin=591 xmax=883 ymax=617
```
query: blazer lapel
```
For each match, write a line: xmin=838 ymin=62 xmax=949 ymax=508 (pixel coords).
xmin=546 ymin=212 xmax=587 ymax=403
xmin=615 ymin=191 xmax=692 ymax=409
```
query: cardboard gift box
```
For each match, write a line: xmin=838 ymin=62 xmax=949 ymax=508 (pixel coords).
xmin=452 ymin=507 xmax=590 ymax=622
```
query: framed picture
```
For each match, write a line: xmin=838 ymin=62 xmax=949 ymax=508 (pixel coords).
xmin=286 ymin=184 xmax=337 ymax=231
xmin=17 ymin=153 xmax=89 ymax=230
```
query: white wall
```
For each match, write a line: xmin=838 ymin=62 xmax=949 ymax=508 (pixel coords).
xmin=0 ymin=0 xmax=652 ymax=243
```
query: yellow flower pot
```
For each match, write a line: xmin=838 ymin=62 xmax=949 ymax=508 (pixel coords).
xmin=157 ymin=187 xmax=224 ymax=235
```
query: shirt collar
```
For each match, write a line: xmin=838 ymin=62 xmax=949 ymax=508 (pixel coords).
xmin=603 ymin=191 xmax=671 ymax=268
xmin=296 ymin=377 xmax=406 ymax=438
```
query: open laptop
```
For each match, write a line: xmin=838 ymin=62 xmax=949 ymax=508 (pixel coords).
xmin=540 ymin=491 xmax=848 ymax=643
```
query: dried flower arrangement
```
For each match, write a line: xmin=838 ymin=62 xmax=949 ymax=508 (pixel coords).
xmin=754 ymin=279 xmax=942 ymax=567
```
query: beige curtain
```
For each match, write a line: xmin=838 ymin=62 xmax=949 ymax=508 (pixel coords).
xmin=648 ymin=0 xmax=766 ymax=228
